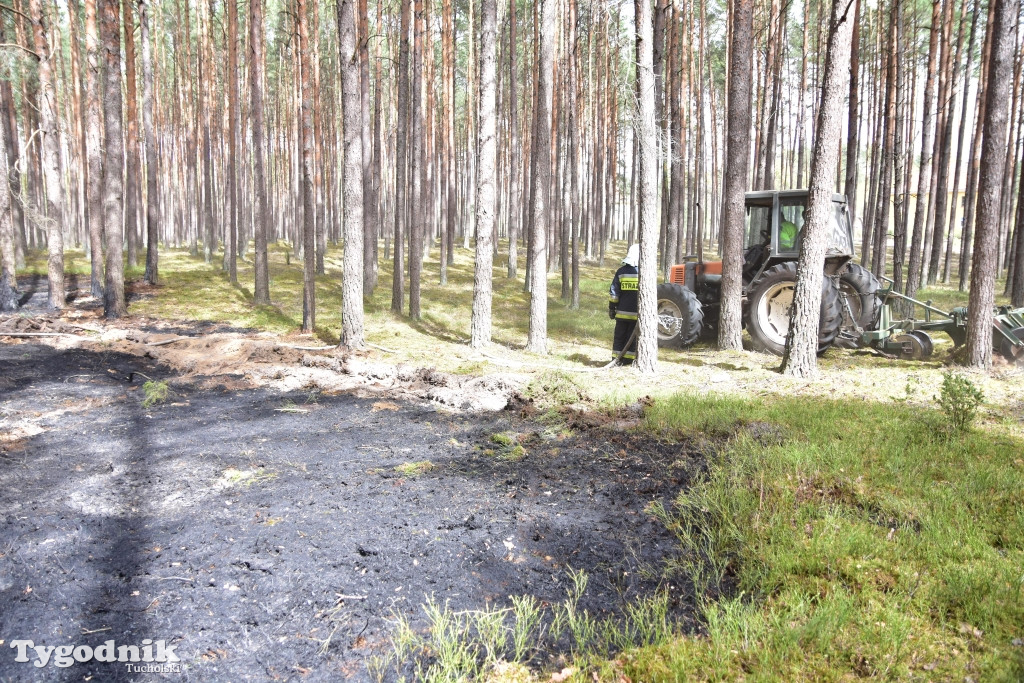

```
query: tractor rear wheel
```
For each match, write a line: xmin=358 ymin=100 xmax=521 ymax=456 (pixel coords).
xmin=745 ymin=261 xmax=842 ymax=356
xmin=835 ymin=263 xmax=881 ymax=348
xmin=656 ymin=283 xmax=703 ymax=348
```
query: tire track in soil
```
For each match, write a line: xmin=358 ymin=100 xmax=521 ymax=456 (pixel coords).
xmin=0 ymin=344 xmax=703 ymax=681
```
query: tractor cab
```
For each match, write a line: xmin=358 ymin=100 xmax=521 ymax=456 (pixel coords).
xmin=741 ymin=190 xmax=855 ymax=287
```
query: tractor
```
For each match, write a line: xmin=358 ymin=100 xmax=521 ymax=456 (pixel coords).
xmin=656 ymin=190 xmax=880 ymax=355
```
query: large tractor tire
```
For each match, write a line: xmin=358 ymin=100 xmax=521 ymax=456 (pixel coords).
xmin=656 ymin=283 xmax=703 ymax=348
xmin=745 ymin=262 xmax=842 ymax=356
xmin=835 ymin=263 xmax=882 ymax=348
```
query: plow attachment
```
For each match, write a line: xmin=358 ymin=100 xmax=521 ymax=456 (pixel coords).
xmin=859 ymin=278 xmax=1024 ymax=362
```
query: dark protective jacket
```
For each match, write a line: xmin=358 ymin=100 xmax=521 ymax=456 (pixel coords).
xmin=609 ymin=264 xmax=639 ymax=320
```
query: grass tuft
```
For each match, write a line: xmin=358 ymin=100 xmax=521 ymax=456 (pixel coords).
xmin=487 ymin=432 xmax=528 ymax=461
xmin=394 ymin=460 xmax=435 ymax=477
xmin=373 ymin=570 xmax=676 ymax=681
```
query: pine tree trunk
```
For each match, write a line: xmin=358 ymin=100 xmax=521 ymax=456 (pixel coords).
xmin=954 ymin=0 xmax=992 ymax=287
xmin=860 ymin=45 xmax=882 ymax=266
xmin=870 ymin=0 xmax=897 ymax=280
xmin=569 ymin=0 xmax=580 ymax=309
xmin=311 ymin=0 xmax=325 ymax=276
xmin=297 ymin=0 xmax=316 ymax=332
xmin=183 ymin=0 xmax=198 ymax=257
xmin=661 ymin=10 xmax=677 ymax=279
xmin=524 ymin=0 xmax=538 ymax=285
xmin=525 ymin=0 xmax=554 ymax=354
xmin=251 ymin=0 xmax=270 ymax=305
xmin=955 ymin=107 xmax=982 ymax=287
xmin=798 ymin=17 xmax=810 ymax=190
xmin=100 ymin=0 xmax=126 ymax=318
xmin=392 ymin=0 xmax=410 ymax=313
xmin=359 ymin=0 xmax=377 ymax=295
xmin=140 ymin=0 xmax=159 ymax=284
xmin=440 ymin=0 xmax=454 ymax=284
xmin=470 ymin=0 xmax=496 ymax=348
xmin=717 ymin=0 xmax=753 ymax=351
xmin=17 ymin=0 xmax=39 ymax=257
xmin=668 ymin=2 xmax=683 ymax=267
xmin=30 ymin=0 xmax=65 ymax=310
xmin=782 ymin=0 xmax=855 ymax=378
xmin=225 ymin=0 xmax=239 ymax=283
xmin=338 ymin=0 xmax=365 ymax=347
xmin=966 ymin=0 xmax=1016 ymax=368
xmin=122 ymin=0 xmax=140 ymax=269
xmin=201 ymin=2 xmax=216 ymax=264
xmin=762 ymin=3 xmax=784 ymax=191
xmin=0 ymin=18 xmax=20 ymax=269
xmin=634 ymin=0 xmax=658 ymax=373
xmin=68 ymin=3 xmax=88 ymax=256
xmin=905 ymin=0 xmax=941 ymax=301
xmin=653 ymin=0 xmax=668 ymax=275
xmin=443 ymin=0 xmax=455 ymax=269
xmin=890 ymin=2 xmax=907 ymax=292
xmin=408 ymin=0 xmax=424 ymax=319
xmin=1012 ymin=113 xmax=1024 ymax=305
xmin=842 ymin=0 xmax=861 ymax=218
xmin=83 ymin=0 xmax=105 ymax=298
xmin=558 ymin=24 xmax=571 ymax=301
xmin=464 ymin=0 xmax=477 ymax=253
xmin=506 ymin=0 xmax=519 ymax=279
xmin=373 ymin=0 xmax=384 ymax=269
xmin=0 ymin=88 xmax=14 ymax=312
xmin=998 ymin=56 xmax=1023 ymax=281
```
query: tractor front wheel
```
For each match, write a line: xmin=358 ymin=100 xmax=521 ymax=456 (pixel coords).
xmin=745 ymin=262 xmax=842 ymax=356
xmin=656 ymin=283 xmax=703 ymax=348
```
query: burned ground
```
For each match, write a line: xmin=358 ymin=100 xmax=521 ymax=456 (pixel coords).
xmin=0 ymin=343 xmax=703 ymax=681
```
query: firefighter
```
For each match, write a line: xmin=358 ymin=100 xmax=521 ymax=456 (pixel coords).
xmin=608 ymin=244 xmax=640 ymax=364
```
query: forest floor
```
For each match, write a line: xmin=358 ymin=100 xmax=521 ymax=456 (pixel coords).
xmin=2 ymin=258 xmax=1023 ymax=680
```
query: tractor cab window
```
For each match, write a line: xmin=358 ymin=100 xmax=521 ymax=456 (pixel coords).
xmin=745 ymin=204 xmax=772 ymax=249
xmin=827 ymin=202 xmax=854 ymax=255
xmin=778 ymin=201 xmax=805 ymax=252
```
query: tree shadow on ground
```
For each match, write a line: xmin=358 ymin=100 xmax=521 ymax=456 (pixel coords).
xmin=0 ymin=346 xmax=164 ymax=682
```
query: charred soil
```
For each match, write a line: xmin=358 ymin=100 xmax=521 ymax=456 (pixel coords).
xmin=0 ymin=341 xmax=706 ymax=680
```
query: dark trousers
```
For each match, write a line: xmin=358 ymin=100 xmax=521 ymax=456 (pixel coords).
xmin=613 ymin=318 xmax=637 ymax=363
